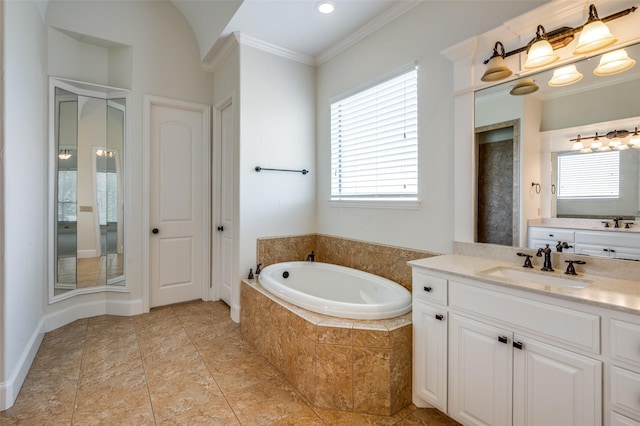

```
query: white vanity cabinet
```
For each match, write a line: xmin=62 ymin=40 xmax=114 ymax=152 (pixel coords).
xmin=412 ymin=267 xmax=605 ymax=426
xmin=528 ymin=226 xmax=575 ymax=253
xmin=412 ymin=271 xmax=448 ymax=412
xmin=574 ymin=231 xmax=640 ymax=261
xmin=448 ymin=280 xmax=602 ymax=426
xmin=608 ymin=316 xmax=640 ymax=425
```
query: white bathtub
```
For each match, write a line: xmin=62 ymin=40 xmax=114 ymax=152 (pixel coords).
xmin=257 ymin=261 xmax=412 ymax=320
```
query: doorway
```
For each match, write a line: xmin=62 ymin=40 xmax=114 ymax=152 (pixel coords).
xmin=475 ymin=120 xmax=520 ymax=246
xmin=144 ymin=96 xmax=210 ymax=308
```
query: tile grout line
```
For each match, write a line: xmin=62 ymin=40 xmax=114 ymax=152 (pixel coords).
xmin=171 ymin=305 xmax=245 ymax=425
xmin=69 ymin=319 xmax=90 ymax=426
xmin=131 ymin=315 xmax=159 ymax=425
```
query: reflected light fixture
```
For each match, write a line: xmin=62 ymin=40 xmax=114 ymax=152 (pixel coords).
xmin=590 ymin=132 xmax=602 ymax=150
xmin=58 ymin=149 xmax=72 ymax=160
xmin=316 ymin=0 xmax=335 ymax=14
xmin=481 ymin=42 xmax=513 ymax=82
xmin=574 ymin=4 xmax=618 ymax=55
xmin=571 ymin=135 xmax=584 ymax=151
xmin=96 ymin=149 xmax=114 ymax=158
xmin=630 ymin=127 xmax=640 ymax=148
xmin=594 ymin=48 xmax=636 ymax=76
xmin=510 ymin=78 xmax=539 ymax=96
xmin=548 ymin=64 xmax=583 ymax=87
xmin=523 ymin=25 xmax=559 ymax=70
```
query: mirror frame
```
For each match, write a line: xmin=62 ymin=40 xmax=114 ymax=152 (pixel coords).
xmin=48 ymin=77 xmax=130 ymax=303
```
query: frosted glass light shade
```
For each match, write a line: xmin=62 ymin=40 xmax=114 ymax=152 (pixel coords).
xmin=524 ymin=39 xmax=559 ymax=69
xmin=594 ymin=49 xmax=636 ymax=76
xmin=574 ymin=20 xmax=617 ymax=54
xmin=509 ymin=78 xmax=539 ymax=96
xmin=482 ymin=55 xmax=513 ymax=82
xmin=548 ymin=65 xmax=583 ymax=87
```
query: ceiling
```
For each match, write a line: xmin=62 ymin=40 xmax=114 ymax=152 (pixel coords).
xmin=171 ymin=0 xmax=422 ymax=65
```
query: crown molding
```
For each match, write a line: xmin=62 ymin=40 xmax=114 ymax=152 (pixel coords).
xmin=315 ymin=0 xmax=422 ymax=66
xmin=202 ymin=33 xmax=240 ymax=72
xmin=236 ymin=33 xmax=316 ymax=66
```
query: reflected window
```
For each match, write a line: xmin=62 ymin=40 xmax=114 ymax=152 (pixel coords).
xmin=558 ymin=151 xmax=619 ymax=199
xmin=57 ymin=170 xmax=77 ymax=221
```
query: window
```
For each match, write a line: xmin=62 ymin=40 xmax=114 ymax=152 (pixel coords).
xmin=330 ymin=68 xmax=418 ymax=201
xmin=58 ymin=170 xmax=77 ymax=222
xmin=557 ymin=150 xmax=619 ymax=198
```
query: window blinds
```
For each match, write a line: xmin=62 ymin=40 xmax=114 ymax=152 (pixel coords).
xmin=557 ymin=150 xmax=619 ymax=198
xmin=330 ymin=68 xmax=418 ymax=199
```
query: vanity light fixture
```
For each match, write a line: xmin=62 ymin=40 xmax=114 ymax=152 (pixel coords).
xmin=481 ymin=42 xmax=513 ymax=82
xmin=594 ymin=48 xmax=636 ymax=76
xmin=548 ymin=64 xmax=583 ymax=87
xmin=571 ymin=135 xmax=584 ymax=151
xmin=509 ymin=77 xmax=539 ymax=96
xmin=316 ymin=0 xmax=335 ymax=14
xmin=523 ymin=25 xmax=559 ymax=70
xmin=58 ymin=149 xmax=72 ymax=160
xmin=574 ymin=4 xmax=618 ymax=55
xmin=480 ymin=4 xmax=637 ymax=82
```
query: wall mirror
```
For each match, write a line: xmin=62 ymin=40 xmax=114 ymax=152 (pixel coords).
xmin=49 ymin=77 xmax=129 ymax=300
xmin=474 ymin=41 xmax=640 ymax=248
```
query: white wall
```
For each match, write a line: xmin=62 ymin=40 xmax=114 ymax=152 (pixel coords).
xmin=316 ymin=1 xmax=546 ymax=254
xmin=1 ymin=0 xmax=48 ymax=410
xmin=235 ymin=45 xmax=316 ymax=317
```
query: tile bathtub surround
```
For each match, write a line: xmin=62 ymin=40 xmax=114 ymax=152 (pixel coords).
xmin=257 ymin=234 xmax=439 ymax=291
xmin=240 ymin=280 xmax=413 ymax=417
xmin=2 ymin=300 xmax=460 ymax=426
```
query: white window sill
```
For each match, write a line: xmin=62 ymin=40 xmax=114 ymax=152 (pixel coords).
xmin=328 ymin=199 xmax=421 ymax=210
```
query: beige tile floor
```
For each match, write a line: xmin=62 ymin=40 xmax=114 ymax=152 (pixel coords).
xmin=1 ymin=300 xmax=461 ymax=425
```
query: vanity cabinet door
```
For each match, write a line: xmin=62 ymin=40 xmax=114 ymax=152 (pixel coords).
xmin=513 ymin=336 xmax=602 ymax=426
xmin=449 ymin=314 xmax=513 ymax=426
xmin=413 ymin=301 xmax=447 ymax=411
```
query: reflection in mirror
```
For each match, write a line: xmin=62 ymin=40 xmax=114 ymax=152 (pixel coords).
xmin=475 ymin=41 xmax=640 ymax=249
xmin=51 ymin=78 xmax=127 ymax=298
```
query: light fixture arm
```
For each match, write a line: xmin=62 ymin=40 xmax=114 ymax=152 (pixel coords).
xmin=483 ymin=5 xmax=637 ymax=65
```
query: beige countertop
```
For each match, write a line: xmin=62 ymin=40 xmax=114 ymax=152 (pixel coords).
xmin=528 ymin=218 xmax=640 ymax=233
xmin=409 ymin=254 xmax=640 ymax=315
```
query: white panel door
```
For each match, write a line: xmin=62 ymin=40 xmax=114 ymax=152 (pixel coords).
xmin=218 ymin=102 xmax=234 ymax=306
xmin=449 ymin=313 xmax=513 ymax=426
xmin=149 ymin=103 xmax=206 ymax=307
xmin=513 ymin=336 xmax=601 ymax=426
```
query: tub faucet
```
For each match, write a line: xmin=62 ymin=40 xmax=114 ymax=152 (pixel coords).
xmin=536 ymin=244 xmax=553 ymax=272
xmin=306 ymin=251 xmax=315 ymax=262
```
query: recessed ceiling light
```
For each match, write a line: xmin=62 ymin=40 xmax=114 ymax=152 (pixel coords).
xmin=316 ymin=0 xmax=335 ymax=14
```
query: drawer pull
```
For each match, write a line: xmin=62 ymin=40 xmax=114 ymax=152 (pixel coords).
xmin=498 ymin=336 xmax=508 ymax=344
xmin=435 ymin=314 xmax=444 ymax=321
xmin=423 ymin=286 xmax=432 ymax=293
xmin=548 ymin=233 xmax=554 ymax=237
xmin=513 ymin=341 xmax=523 ymax=350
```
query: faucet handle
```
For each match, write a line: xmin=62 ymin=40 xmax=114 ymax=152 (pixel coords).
xmin=564 ymin=260 xmax=586 ymax=275
xmin=601 ymin=221 xmax=610 ymax=228
xmin=517 ymin=252 xmax=534 ymax=268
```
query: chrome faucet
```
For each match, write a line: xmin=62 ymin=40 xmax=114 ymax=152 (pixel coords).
xmin=306 ymin=251 xmax=315 ymax=262
xmin=536 ymin=244 xmax=553 ymax=271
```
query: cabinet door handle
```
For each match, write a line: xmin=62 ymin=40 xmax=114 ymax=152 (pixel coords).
xmin=435 ymin=314 xmax=444 ymax=321
xmin=610 ymin=249 xmax=616 ymax=253
xmin=548 ymin=233 xmax=554 ymax=237
xmin=498 ymin=336 xmax=508 ymax=344
xmin=513 ymin=341 xmax=523 ymax=350
xmin=603 ymin=248 xmax=609 ymax=252
xmin=423 ymin=286 xmax=432 ymax=293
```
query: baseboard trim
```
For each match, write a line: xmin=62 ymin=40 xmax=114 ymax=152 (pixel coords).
xmin=0 ymin=317 xmax=45 ymax=411
xmin=230 ymin=303 xmax=240 ymax=323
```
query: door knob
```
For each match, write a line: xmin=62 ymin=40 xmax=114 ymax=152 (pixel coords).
xmin=152 ymin=228 xmax=159 ymax=234
xmin=217 ymin=226 xmax=224 ymax=231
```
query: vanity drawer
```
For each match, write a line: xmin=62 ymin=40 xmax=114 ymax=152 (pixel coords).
xmin=576 ymin=231 xmax=640 ymax=249
xmin=412 ymin=271 xmax=447 ymax=305
xmin=529 ymin=227 xmax=575 ymax=243
xmin=611 ymin=366 xmax=640 ymax=420
xmin=611 ymin=319 xmax=640 ymax=369
xmin=449 ymin=281 xmax=600 ymax=353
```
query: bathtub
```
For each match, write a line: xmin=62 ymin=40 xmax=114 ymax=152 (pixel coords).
xmin=258 ymin=261 xmax=412 ymax=320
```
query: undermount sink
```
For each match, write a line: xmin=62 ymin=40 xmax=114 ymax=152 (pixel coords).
xmin=480 ymin=266 xmax=593 ymax=289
